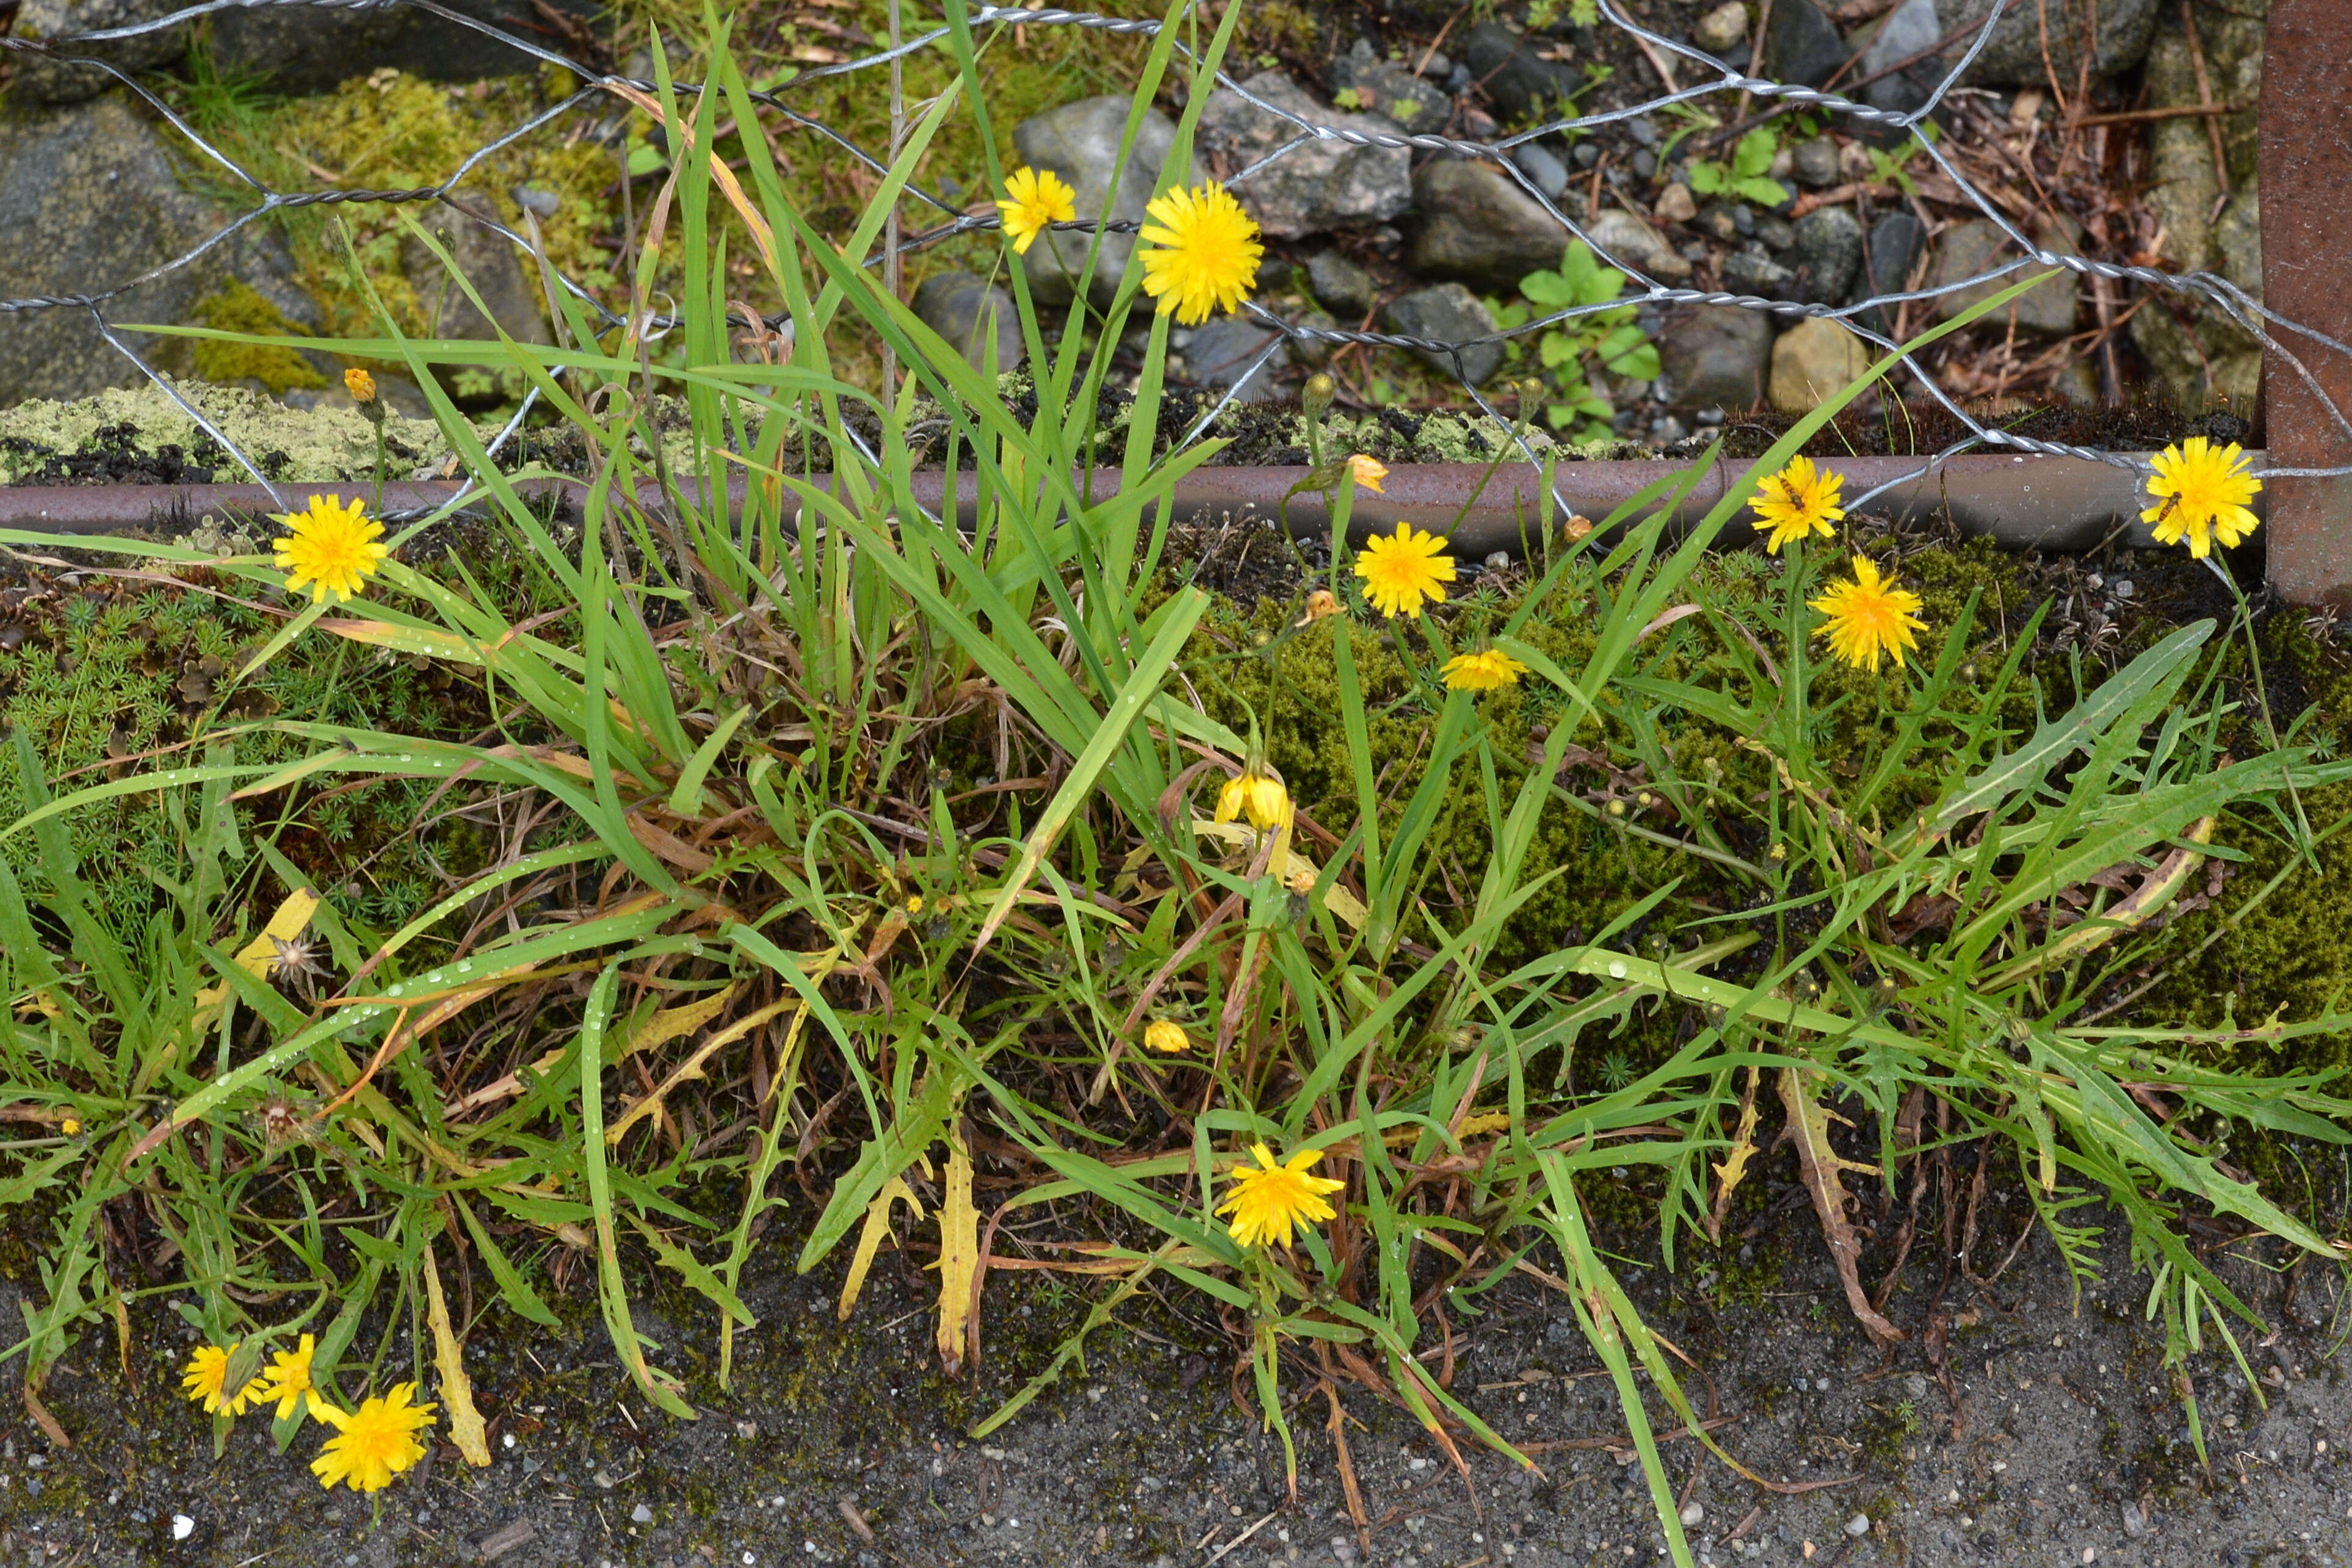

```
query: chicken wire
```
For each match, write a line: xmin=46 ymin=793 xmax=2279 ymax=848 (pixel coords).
xmin=4 ymin=0 xmax=2350 ymax=529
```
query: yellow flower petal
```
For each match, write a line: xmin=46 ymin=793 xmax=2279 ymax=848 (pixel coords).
xmin=1138 ymin=182 xmax=1263 ymax=327
xmin=1808 ymin=554 xmax=1928 ymax=673
xmin=1353 ymin=523 xmax=1455 ymax=619
xmin=2142 ymin=436 xmax=2262 ymax=560
xmin=272 ymin=493 xmax=389 ymax=605
xmin=1750 ymin=455 xmax=1845 ymax=555
xmin=1214 ymin=1143 xmax=1347 ymax=1249
xmin=310 ymin=1382 xmax=436 ymax=1494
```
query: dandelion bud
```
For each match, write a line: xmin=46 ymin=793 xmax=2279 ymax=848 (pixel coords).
xmin=1143 ymin=1019 xmax=1191 ymax=1054
xmin=344 ymin=367 xmax=376 ymax=403
xmin=1561 ymin=513 xmax=1595 ymax=543
xmin=1303 ymin=372 xmax=1336 ymax=421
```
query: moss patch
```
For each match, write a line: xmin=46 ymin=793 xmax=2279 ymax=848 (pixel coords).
xmin=190 ymin=281 xmax=328 ymax=394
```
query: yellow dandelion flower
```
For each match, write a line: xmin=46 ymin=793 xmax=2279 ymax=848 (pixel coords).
xmin=342 ymin=367 xmax=376 ymax=403
xmin=2143 ymin=436 xmax=2262 ymax=559
xmin=272 ymin=494 xmax=389 ymax=605
xmin=1215 ymin=1143 xmax=1346 ymax=1249
xmin=1809 ymin=555 xmax=1928 ymax=673
xmin=996 ymin=165 xmax=1077 ymax=257
xmin=253 ymin=1333 xmax=331 ymax=1426
xmin=1143 ymin=1019 xmax=1191 ymax=1054
xmin=1750 ymin=455 xmax=1845 ymax=555
xmin=58 ymin=1116 xmax=80 ymax=1136
xmin=1138 ymin=181 xmax=1263 ymax=326
xmin=1353 ymin=522 xmax=1456 ymax=618
xmin=310 ymin=1382 xmax=436 ymax=1494
xmin=1347 ymin=453 xmax=1387 ymax=494
xmin=1214 ymin=766 xmax=1292 ymax=831
xmin=1442 ymin=648 xmax=1529 ymax=692
xmin=181 ymin=1342 xmax=264 ymax=1417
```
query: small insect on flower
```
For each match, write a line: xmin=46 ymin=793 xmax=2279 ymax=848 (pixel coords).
xmin=1214 ymin=764 xmax=1292 ymax=832
xmin=1143 ymin=1019 xmax=1191 ymax=1054
xmin=1138 ymin=181 xmax=1264 ymax=326
xmin=1217 ymin=1143 xmax=1347 ymax=1249
xmin=995 ymin=165 xmax=1077 ymax=257
xmin=182 ymin=1342 xmax=265 ymax=1418
xmin=2141 ymin=436 xmax=2262 ymax=559
xmin=253 ymin=1333 xmax=332 ymax=1426
xmin=1441 ymin=647 xmax=1529 ymax=693
xmin=272 ymin=493 xmax=389 ymax=605
xmin=1750 ymin=455 xmax=1845 ymax=555
xmin=1809 ymin=554 xmax=1928 ymax=673
xmin=1353 ymin=522 xmax=1457 ymax=619
xmin=1347 ymin=453 xmax=1388 ymax=494
xmin=311 ymin=1382 xmax=437 ymax=1494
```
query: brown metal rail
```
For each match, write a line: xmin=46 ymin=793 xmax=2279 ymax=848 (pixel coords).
xmin=0 ymin=452 xmax=2218 ymax=557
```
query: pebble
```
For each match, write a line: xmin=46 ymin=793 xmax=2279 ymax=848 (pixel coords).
xmin=1679 ymin=1501 xmax=1705 ymax=1527
xmin=1627 ymin=115 xmax=1659 ymax=147
xmin=1692 ymin=0 xmax=1750 ymax=54
xmin=1418 ymin=50 xmax=1452 ymax=78
xmin=1485 ymin=551 xmax=1512 ymax=571
xmin=1630 ymin=148 xmax=1656 ymax=180
xmin=632 ymin=1503 xmax=654 ymax=1525
xmin=2113 ymin=579 xmax=2135 ymax=597
xmin=172 ymin=1515 xmax=195 ymax=1541
xmin=1844 ymin=1514 xmax=1871 ymax=1537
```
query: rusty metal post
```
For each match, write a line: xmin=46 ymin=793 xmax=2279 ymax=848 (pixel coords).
xmin=2259 ymin=0 xmax=2352 ymax=605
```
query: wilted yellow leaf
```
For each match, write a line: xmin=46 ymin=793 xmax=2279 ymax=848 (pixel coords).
xmin=837 ymin=1174 xmax=922 ymax=1323
xmin=424 ymin=1239 xmax=491 ymax=1467
xmin=936 ymin=1138 xmax=980 ymax=1375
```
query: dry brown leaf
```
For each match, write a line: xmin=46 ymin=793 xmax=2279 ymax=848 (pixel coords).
xmin=1778 ymin=1066 xmax=1907 ymax=1346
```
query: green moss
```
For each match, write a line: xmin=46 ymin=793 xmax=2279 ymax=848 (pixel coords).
xmin=190 ymin=281 xmax=328 ymax=393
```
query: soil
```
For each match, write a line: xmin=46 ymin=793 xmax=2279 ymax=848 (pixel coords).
xmin=2 ymin=1158 xmax=2345 ymax=1568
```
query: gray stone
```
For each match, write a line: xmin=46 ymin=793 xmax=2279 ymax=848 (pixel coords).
xmin=399 ymin=191 xmax=553 ymax=346
xmin=208 ymin=0 xmax=604 ymax=94
xmin=1178 ymin=314 xmax=1287 ymax=403
xmin=1760 ymin=0 xmax=1846 ymax=88
xmin=1329 ymin=38 xmax=1452 ymax=134
xmin=1308 ymin=251 xmax=1377 ymax=319
xmin=1865 ymin=211 xmax=1927 ymax=297
xmin=1844 ymin=1515 xmax=1871 ymax=1538
xmin=1463 ymin=23 xmax=1579 ymax=123
xmin=1787 ymin=206 xmax=1862 ymax=304
xmin=911 ymin=272 xmax=1022 ymax=372
xmin=1770 ymin=316 xmax=1871 ymax=411
xmin=1789 ymin=138 xmax=1840 ymax=189
xmin=1585 ymin=207 xmax=1692 ymax=281
xmin=1657 ymin=306 xmax=1771 ymax=410
xmin=1513 ymin=143 xmax=1570 ymax=202
xmin=1756 ymin=214 xmax=1796 ymax=252
xmin=7 ymin=0 xmax=187 ymax=104
xmin=1934 ymin=0 xmax=2157 ymax=89
xmin=1931 ymin=215 xmax=2080 ymax=336
xmin=1859 ymin=0 xmax=1944 ymax=117
xmin=1200 ymin=73 xmax=1410 ymax=241
xmin=1013 ymin=96 xmax=1201 ymax=306
xmin=1383 ymin=283 xmax=1502 ymax=387
xmin=1407 ymin=158 xmax=1570 ymax=289
xmin=1723 ymin=245 xmax=1797 ymax=300
xmin=1692 ymin=1 xmax=1750 ymax=55
xmin=0 ymin=93 xmax=320 ymax=405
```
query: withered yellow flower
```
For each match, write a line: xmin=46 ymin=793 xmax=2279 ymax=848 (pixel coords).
xmin=1143 ymin=1019 xmax=1191 ymax=1054
xmin=343 ymin=367 xmax=376 ymax=403
xmin=1441 ymin=647 xmax=1529 ymax=692
xmin=1214 ymin=766 xmax=1292 ymax=832
xmin=181 ymin=1342 xmax=263 ymax=1418
xmin=1347 ymin=453 xmax=1387 ymax=494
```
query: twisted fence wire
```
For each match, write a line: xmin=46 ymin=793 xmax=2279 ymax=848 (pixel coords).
xmin=4 ymin=0 xmax=2349 ymax=533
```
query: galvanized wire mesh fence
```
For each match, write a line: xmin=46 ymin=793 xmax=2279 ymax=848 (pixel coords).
xmin=4 ymin=0 xmax=2350 ymax=526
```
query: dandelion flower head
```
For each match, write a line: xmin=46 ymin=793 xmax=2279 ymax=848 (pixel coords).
xmin=1347 ymin=453 xmax=1387 ymax=494
xmin=2143 ymin=436 xmax=2262 ymax=559
xmin=1353 ymin=522 xmax=1456 ymax=619
xmin=1442 ymin=648 xmax=1529 ymax=692
xmin=1809 ymin=555 xmax=1928 ymax=674
xmin=1750 ymin=455 xmax=1845 ymax=555
xmin=181 ymin=1342 xmax=262 ymax=1417
xmin=311 ymin=1382 xmax=436 ymax=1494
xmin=273 ymin=493 xmax=388 ymax=605
xmin=1214 ymin=766 xmax=1292 ymax=832
xmin=342 ymin=367 xmax=375 ymax=403
xmin=996 ymin=165 xmax=1077 ymax=257
xmin=1143 ymin=1019 xmax=1191 ymax=1054
xmin=255 ymin=1333 xmax=331 ymax=1425
xmin=1138 ymin=182 xmax=1262 ymax=326
xmin=1215 ymin=1143 xmax=1345 ymax=1249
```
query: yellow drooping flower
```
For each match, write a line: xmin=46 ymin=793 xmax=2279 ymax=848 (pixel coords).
xmin=1750 ymin=455 xmax=1845 ymax=554
xmin=181 ymin=1342 xmax=263 ymax=1418
xmin=1138 ymin=181 xmax=1263 ymax=326
xmin=1442 ymin=647 xmax=1529 ymax=692
xmin=2143 ymin=436 xmax=2262 ymax=558
xmin=253 ymin=1333 xmax=330 ymax=1426
xmin=1353 ymin=522 xmax=1456 ymax=618
xmin=1809 ymin=555 xmax=1928 ymax=673
xmin=1215 ymin=1143 xmax=1346 ymax=1249
xmin=343 ymin=367 xmax=376 ymax=403
xmin=1143 ymin=1019 xmax=1191 ymax=1054
xmin=311 ymin=1382 xmax=437 ymax=1494
xmin=1215 ymin=765 xmax=1292 ymax=832
xmin=1347 ymin=453 xmax=1388 ymax=494
xmin=272 ymin=493 xmax=389 ymax=605
xmin=996 ymin=165 xmax=1077 ymax=257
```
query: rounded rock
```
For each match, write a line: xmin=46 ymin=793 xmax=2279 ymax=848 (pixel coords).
xmin=1679 ymin=1501 xmax=1706 ymax=1527
xmin=1845 ymin=1514 xmax=1872 ymax=1537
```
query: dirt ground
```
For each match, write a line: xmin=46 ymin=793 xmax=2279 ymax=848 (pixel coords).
xmin=1 ymin=1154 xmax=2346 ymax=1568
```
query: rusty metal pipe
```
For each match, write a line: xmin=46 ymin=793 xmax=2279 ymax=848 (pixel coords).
xmin=0 ymin=453 xmax=2209 ymax=555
